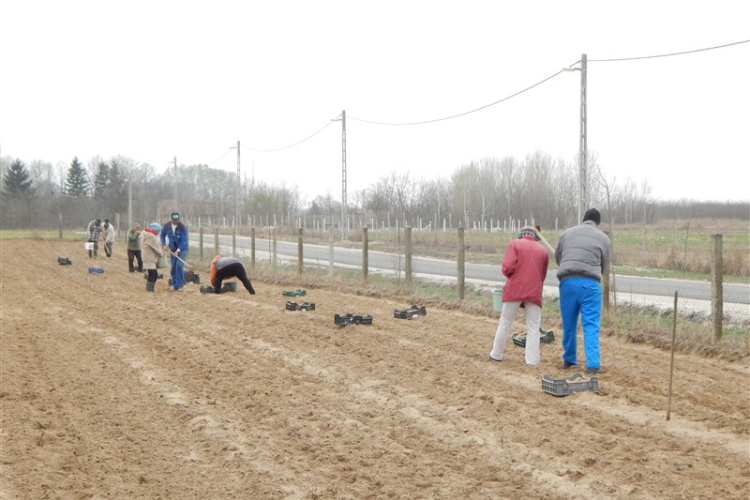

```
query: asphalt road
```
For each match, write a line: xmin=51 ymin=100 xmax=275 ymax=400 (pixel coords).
xmin=195 ymin=235 xmax=750 ymax=305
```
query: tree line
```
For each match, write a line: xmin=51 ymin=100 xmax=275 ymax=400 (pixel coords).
xmin=1 ymin=152 xmax=748 ymax=232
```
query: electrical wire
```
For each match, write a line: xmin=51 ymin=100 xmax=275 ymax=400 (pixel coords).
xmin=240 ymin=120 xmax=337 ymax=152
xmin=207 ymin=148 xmax=233 ymax=166
xmin=348 ymin=69 xmax=567 ymax=126
xmin=589 ymin=39 xmax=749 ymax=62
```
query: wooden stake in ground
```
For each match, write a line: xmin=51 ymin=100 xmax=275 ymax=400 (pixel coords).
xmin=667 ymin=291 xmax=678 ymax=421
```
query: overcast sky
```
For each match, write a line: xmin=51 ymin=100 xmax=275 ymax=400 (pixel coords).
xmin=1 ymin=1 xmax=748 ymax=204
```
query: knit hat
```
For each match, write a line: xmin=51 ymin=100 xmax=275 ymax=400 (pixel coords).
xmin=583 ymin=208 xmax=601 ymax=225
xmin=149 ymin=222 xmax=162 ymax=232
xmin=518 ymin=226 xmax=537 ymax=240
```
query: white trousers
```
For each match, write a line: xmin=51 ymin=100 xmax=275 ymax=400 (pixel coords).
xmin=489 ymin=301 xmax=542 ymax=366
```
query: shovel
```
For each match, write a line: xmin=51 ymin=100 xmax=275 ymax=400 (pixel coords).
xmin=168 ymin=250 xmax=196 ymax=282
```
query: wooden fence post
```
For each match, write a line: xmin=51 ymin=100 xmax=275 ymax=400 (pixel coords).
xmin=362 ymin=226 xmax=369 ymax=282
xmin=199 ymin=227 xmax=204 ymax=262
xmin=250 ymin=227 xmax=255 ymax=268
xmin=457 ymin=226 xmax=465 ymax=300
xmin=602 ymin=231 xmax=611 ymax=317
xmin=328 ymin=228 xmax=334 ymax=280
xmin=272 ymin=228 xmax=277 ymax=272
xmin=214 ymin=228 xmax=219 ymax=257
xmin=297 ymin=227 xmax=304 ymax=275
xmin=405 ymin=226 xmax=413 ymax=289
xmin=711 ymin=234 xmax=723 ymax=340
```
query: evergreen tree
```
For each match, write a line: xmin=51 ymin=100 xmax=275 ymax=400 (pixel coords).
xmin=65 ymin=157 xmax=89 ymax=197
xmin=93 ymin=160 xmax=109 ymax=198
xmin=3 ymin=158 xmax=34 ymax=195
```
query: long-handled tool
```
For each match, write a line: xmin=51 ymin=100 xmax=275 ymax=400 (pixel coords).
xmin=167 ymin=249 xmax=197 ymax=283
xmin=167 ymin=249 xmax=193 ymax=269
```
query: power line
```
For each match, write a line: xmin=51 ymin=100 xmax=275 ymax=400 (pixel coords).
xmin=589 ymin=39 xmax=749 ymax=63
xmin=207 ymin=148 xmax=233 ymax=166
xmin=240 ymin=120 xmax=337 ymax=152
xmin=348 ymin=69 xmax=567 ymax=126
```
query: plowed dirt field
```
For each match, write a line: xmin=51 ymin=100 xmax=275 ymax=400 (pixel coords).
xmin=1 ymin=239 xmax=748 ymax=499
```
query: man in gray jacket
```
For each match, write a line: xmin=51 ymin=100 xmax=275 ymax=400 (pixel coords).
xmin=555 ymin=208 xmax=611 ymax=374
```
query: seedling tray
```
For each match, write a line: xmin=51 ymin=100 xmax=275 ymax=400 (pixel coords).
xmin=282 ymin=289 xmax=307 ymax=297
xmin=512 ymin=328 xmax=555 ymax=347
xmin=541 ymin=372 xmax=599 ymax=397
xmin=393 ymin=305 xmax=427 ymax=320
xmin=58 ymin=257 xmax=72 ymax=265
xmin=286 ymin=301 xmax=315 ymax=311
xmin=334 ymin=313 xmax=373 ymax=326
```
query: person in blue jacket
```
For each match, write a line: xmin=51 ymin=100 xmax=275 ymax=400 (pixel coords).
xmin=159 ymin=211 xmax=189 ymax=291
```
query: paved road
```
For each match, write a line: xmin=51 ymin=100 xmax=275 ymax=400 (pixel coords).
xmin=194 ymin=235 xmax=750 ymax=305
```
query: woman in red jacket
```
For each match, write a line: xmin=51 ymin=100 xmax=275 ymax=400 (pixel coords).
xmin=488 ymin=226 xmax=549 ymax=366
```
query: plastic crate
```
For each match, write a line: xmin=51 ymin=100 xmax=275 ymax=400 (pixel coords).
xmin=512 ymin=328 xmax=555 ymax=347
xmin=541 ymin=372 xmax=599 ymax=397
xmin=287 ymin=301 xmax=315 ymax=311
xmin=393 ymin=305 xmax=427 ymax=319
xmin=334 ymin=313 xmax=373 ymax=326
xmin=282 ymin=289 xmax=306 ymax=297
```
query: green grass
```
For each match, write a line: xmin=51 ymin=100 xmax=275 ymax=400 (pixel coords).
xmin=0 ymin=230 xmax=83 ymax=239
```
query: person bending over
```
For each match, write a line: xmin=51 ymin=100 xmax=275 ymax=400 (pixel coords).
xmin=210 ymin=255 xmax=256 ymax=295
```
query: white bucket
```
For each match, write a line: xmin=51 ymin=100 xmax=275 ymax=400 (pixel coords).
xmin=84 ymin=242 xmax=94 ymax=251
xmin=492 ymin=288 xmax=504 ymax=313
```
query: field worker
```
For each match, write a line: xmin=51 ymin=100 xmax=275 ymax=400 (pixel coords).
xmin=210 ymin=255 xmax=256 ymax=295
xmin=141 ymin=222 xmax=164 ymax=292
xmin=555 ymin=208 xmax=611 ymax=374
xmin=126 ymin=223 xmax=143 ymax=272
xmin=102 ymin=218 xmax=115 ymax=258
xmin=489 ymin=226 xmax=549 ymax=366
xmin=86 ymin=218 xmax=103 ymax=258
xmin=159 ymin=211 xmax=189 ymax=292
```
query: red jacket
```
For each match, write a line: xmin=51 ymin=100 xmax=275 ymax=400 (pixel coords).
xmin=500 ymin=235 xmax=549 ymax=307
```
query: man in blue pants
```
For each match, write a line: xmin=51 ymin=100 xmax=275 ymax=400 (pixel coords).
xmin=160 ymin=211 xmax=189 ymax=291
xmin=555 ymin=208 xmax=611 ymax=374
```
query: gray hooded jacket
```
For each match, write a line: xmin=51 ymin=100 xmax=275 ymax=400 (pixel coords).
xmin=555 ymin=221 xmax=611 ymax=282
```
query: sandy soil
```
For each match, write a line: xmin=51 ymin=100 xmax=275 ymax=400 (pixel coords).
xmin=1 ymin=239 xmax=748 ymax=500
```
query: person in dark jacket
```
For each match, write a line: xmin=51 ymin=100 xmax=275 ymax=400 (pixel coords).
xmin=488 ymin=226 xmax=549 ymax=366
xmin=555 ymin=208 xmax=611 ymax=374
xmin=159 ymin=211 xmax=189 ymax=291
xmin=210 ymin=255 xmax=256 ymax=295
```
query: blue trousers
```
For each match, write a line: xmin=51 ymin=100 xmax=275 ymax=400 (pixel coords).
xmin=559 ymin=277 xmax=602 ymax=369
xmin=170 ymin=254 xmax=185 ymax=290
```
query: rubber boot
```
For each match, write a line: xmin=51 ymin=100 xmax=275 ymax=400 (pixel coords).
xmin=146 ymin=282 xmax=155 ymax=292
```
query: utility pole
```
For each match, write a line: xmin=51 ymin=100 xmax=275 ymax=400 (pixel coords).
xmin=173 ymin=156 xmax=178 ymax=207
xmin=578 ymin=53 xmax=588 ymax=223
xmin=236 ymin=140 xmax=240 ymax=233
xmin=341 ymin=110 xmax=347 ymax=241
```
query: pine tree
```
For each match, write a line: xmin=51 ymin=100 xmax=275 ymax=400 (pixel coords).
xmin=65 ymin=157 xmax=89 ymax=197
xmin=93 ymin=160 xmax=109 ymax=198
xmin=3 ymin=159 xmax=34 ymax=195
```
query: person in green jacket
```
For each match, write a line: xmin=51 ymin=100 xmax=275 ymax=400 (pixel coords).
xmin=126 ymin=223 xmax=143 ymax=272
